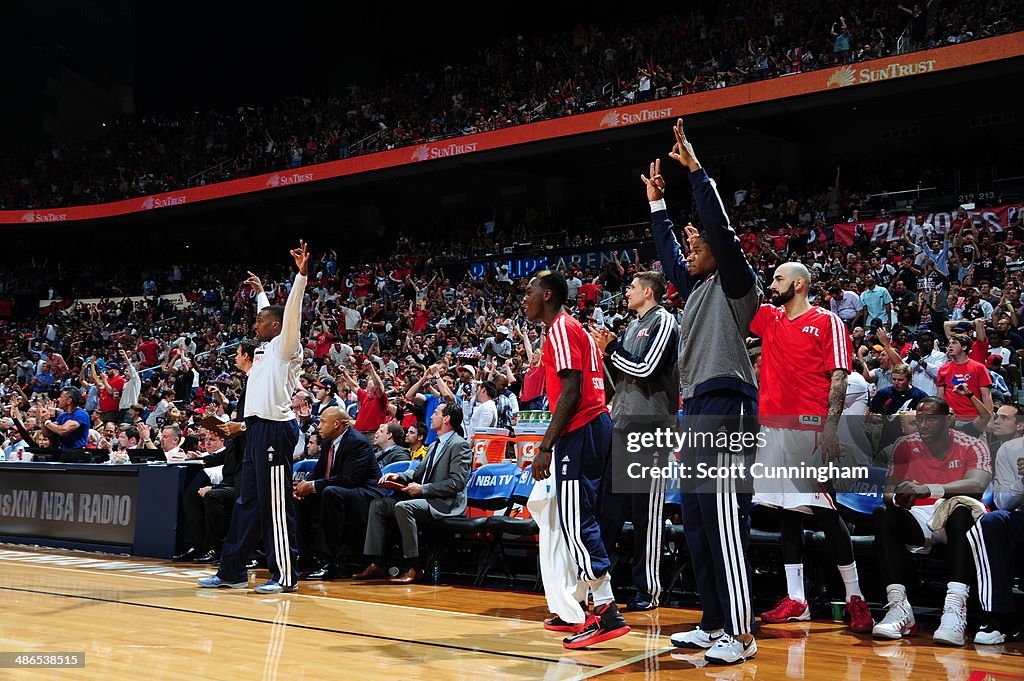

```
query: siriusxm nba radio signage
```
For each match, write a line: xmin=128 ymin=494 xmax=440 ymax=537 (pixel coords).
xmin=468 ymin=247 xmax=644 ymax=280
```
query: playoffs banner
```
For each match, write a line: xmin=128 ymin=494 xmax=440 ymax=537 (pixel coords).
xmin=831 ymin=204 xmax=1021 ymax=247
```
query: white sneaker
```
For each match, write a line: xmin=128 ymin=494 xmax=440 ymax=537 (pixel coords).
xmin=705 ymin=634 xmax=757 ymax=665
xmin=671 ymin=626 xmax=725 ymax=649
xmin=872 ymin=593 xmax=917 ymax=640
xmin=933 ymin=592 xmax=967 ymax=646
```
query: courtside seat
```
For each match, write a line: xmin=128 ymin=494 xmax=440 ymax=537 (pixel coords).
xmin=479 ymin=467 xmax=540 ymax=585
xmin=431 ymin=463 xmax=520 ymax=581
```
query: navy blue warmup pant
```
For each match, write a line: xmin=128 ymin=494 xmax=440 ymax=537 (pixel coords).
xmin=217 ymin=418 xmax=300 ymax=587
xmin=555 ymin=412 xmax=613 ymax=582
xmin=968 ymin=510 xmax=1024 ymax=614
xmin=679 ymin=391 xmax=757 ymax=636
xmin=599 ymin=438 xmax=666 ymax=604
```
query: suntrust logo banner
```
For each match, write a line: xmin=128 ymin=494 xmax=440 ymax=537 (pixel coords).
xmin=266 ymin=172 xmax=315 ymax=187
xmin=20 ymin=211 xmax=67 ymax=223
xmin=826 ymin=59 xmax=937 ymax=88
xmin=140 ymin=195 xmax=187 ymax=210
xmin=600 ymin=106 xmax=674 ymax=128
xmin=410 ymin=142 xmax=479 ymax=162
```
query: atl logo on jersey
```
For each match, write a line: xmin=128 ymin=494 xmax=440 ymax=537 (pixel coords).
xmin=801 ymin=325 xmax=821 ymax=336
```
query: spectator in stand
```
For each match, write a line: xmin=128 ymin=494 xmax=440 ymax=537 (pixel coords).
xmin=868 ymin=364 xmax=928 ymax=451
xmin=467 ymin=381 xmax=499 ymax=438
xmin=936 ymin=333 xmax=994 ymax=427
xmin=830 ymin=283 xmax=863 ymax=329
xmin=859 ymin=274 xmax=894 ymax=328
xmin=40 ymin=388 xmax=90 ymax=450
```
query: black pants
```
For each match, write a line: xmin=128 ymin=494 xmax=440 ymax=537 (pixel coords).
xmin=182 ymin=485 xmax=236 ymax=552
xmin=874 ymin=503 xmax=974 ymax=588
xmin=296 ymin=486 xmax=382 ymax=563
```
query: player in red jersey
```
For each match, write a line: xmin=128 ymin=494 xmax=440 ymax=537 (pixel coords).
xmin=750 ymin=262 xmax=873 ymax=633
xmin=872 ymin=397 xmax=992 ymax=644
xmin=524 ymin=269 xmax=629 ymax=650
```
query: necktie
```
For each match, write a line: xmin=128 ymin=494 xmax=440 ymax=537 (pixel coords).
xmin=421 ymin=440 xmax=440 ymax=481
xmin=325 ymin=442 xmax=337 ymax=477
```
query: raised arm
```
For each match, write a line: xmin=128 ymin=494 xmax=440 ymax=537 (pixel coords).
xmin=668 ymin=119 xmax=756 ymax=299
xmin=645 ymin=160 xmax=696 ymax=298
xmin=276 ymin=241 xmax=309 ymax=361
xmin=245 ymin=271 xmax=270 ymax=311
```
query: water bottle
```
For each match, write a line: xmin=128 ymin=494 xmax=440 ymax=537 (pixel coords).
xmin=430 ymin=559 xmax=441 ymax=584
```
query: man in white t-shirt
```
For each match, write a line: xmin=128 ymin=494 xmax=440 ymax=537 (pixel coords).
xmin=466 ymin=381 xmax=498 ymax=438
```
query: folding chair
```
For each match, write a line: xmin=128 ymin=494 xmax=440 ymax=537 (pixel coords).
xmin=429 ymin=462 xmax=519 ymax=582
xmin=479 ymin=466 xmax=540 ymax=586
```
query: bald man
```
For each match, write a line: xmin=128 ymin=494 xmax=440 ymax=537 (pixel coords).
xmin=293 ymin=406 xmax=383 ymax=579
xmin=749 ymin=261 xmax=872 ymax=634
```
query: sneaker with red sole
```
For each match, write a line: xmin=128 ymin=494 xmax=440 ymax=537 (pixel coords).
xmin=761 ymin=597 xmax=810 ymax=624
xmin=563 ymin=603 xmax=631 ymax=649
xmin=544 ymin=614 xmax=594 ymax=633
xmin=847 ymin=595 xmax=874 ymax=633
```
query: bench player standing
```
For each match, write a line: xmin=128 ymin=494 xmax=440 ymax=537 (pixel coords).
xmin=645 ymin=120 xmax=761 ymax=665
xmin=198 ymin=241 xmax=309 ymax=594
xmin=750 ymin=262 xmax=873 ymax=633
xmin=592 ymin=270 xmax=678 ymax=612
xmin=525 ymin=270 xmax=630 ymax=649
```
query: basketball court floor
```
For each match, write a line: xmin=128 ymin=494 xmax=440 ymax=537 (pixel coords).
xmin=0 ymin=544 xmax=1020 ymax=680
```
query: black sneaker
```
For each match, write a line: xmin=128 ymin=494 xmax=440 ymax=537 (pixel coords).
xmin=563 ymin=602 xmax=631 ymax=649
xmin=626 ymin=592 xmax=657 ymax=611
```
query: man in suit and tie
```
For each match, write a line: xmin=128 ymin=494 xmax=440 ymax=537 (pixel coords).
xmin=293 ymin=406 xmax=383 ymax=580
xmin=354 ymin=402 xmax=472 ymax=584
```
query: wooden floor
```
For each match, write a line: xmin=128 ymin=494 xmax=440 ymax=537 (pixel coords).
xmin=0 ymin=545 xmax=1021 ymax=680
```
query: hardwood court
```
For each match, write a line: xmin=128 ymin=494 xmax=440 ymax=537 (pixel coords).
xmin=0 ymin=545 xmax=1020 ymax=680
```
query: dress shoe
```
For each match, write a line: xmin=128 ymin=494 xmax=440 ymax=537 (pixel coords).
xmin=352 ymin=563 xmax=388 ymax=580
xmin=194 ymin=550 xmax=220 ymax=564
xmin=172 ymin=547 xmax=200 ymax=562
xmin=304 ymin=563 xmax=342 ymax=580
xmin=390 ymin=567 xmax=424 ymax=585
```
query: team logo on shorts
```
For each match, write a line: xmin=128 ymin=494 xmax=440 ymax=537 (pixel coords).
xmin=562 ymin=464 xmax=568 ymax=475
xmin=267 ymin=445 xmax=275 ymax=462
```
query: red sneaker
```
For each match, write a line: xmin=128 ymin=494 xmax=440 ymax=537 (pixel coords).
xmin=761 ymin=597 xmax=810 ymax=624
xmin=563 ymin=604 xmax=631 ymax=649
xmin=847 ymin=595 xmax=874 ymax=634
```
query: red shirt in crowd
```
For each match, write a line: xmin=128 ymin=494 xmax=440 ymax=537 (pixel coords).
xmin=578 ymin=282 xmax=600 ymax=307
xmin=98 ymin=374 xmax=126 ymax=412
xmin=413 ymin=309 xmax=430 ymax=332
xmin=354 ymin=387 xmax=387 ymax=432
xmin=138 ymin=340 xmax=160 ymax=366
xmin=888 ymin=430 xmax=991 ymax=505
xmin=520 ymin=365 xmax=546 ymax=404
xmin=543 ymin=311 xmax=606 ymax=433
xmin=751 ymin=304 xmax=853 ymax=431
xmin=313 ymin=332 xmax=333 ymax=359
xmin=936 ymin=358 xmax=992 ymax=418
xmin=969 ymin=337 xmax=990 ymax=365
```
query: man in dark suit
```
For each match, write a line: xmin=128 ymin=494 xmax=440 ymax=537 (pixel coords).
xmin=173 ymin=430 xmax=243 ymax=563
xmin=354 ymin=402 xmax=472 ymax=584
xmin=373 ymin=422 xmax=411 ymax=467
xmin=293 ymin=406 xmax=383 ymax=579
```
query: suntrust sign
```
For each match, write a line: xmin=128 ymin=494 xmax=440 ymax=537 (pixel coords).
xmin=599 ymin=106 xmax=674 ymax=127
xmin=411 ymin=141 xmax=479 ymax=161
xmin=3 ymin=33 xmax=1021 ymax=225
xmin=826 ymin=59 xmax=937 ymax=88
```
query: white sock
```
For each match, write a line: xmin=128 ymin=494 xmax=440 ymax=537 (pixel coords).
xmin=589 ymin=573 xmax=615 ymax=608
xmin=838 ymin=562 xmax=864 ymax=602
xmin=785 ymin=564 xmax=805 ymax=602
xmin=947 ymin=581 xmax=969 ymax=599
xmin=885 ymin=583 xmax=907 ymax=604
